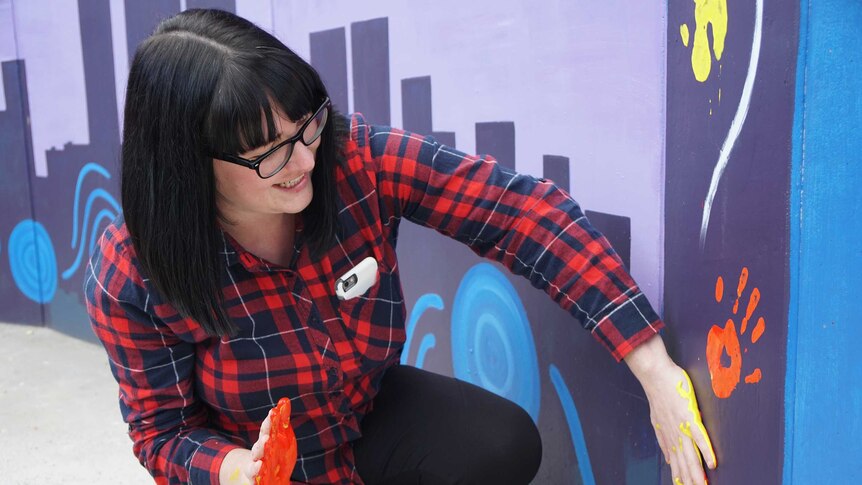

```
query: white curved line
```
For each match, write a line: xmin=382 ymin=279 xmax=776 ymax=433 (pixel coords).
xmin=700 ymin=0 xmax=764 ymax=250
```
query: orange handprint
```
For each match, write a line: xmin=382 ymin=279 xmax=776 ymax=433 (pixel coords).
xmin=706 ymin=267 xmax=766 ymax=398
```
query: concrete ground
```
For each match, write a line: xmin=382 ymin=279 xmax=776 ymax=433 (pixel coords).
xmin=0 ymin=322 xmax=153 ymax=484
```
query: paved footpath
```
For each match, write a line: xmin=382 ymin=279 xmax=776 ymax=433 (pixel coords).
xmin=0 ymin=322 xmax=152 ymax=484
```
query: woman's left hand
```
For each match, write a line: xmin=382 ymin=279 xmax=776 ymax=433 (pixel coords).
xmin=625 ymin=335 xmax=717 ymax=485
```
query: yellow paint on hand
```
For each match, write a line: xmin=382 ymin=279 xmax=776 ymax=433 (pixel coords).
xmin=680 ymin=421 xmax=693 ymax=439
xmin=655 ymin=423 xmax=662 ymax=430
xmin=672 ymin=445 xmax=677 ymax=452
xmin=229 ymin=467 xmax=240 ymax=481
xmin=677 ymin=372 xmax=718 ymax=467
xmin=681 ymin=24 xmax=691 ymax=46
xmin=675 ymin=477 xmax=684 ymax=485
xmin=691 ymin=0 xmax=728 ymax=82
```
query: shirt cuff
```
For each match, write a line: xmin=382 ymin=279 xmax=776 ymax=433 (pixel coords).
xmin=188 ymin=435 xmax=241 ymax=485
xmin=590 ymin=294 xmax=665 ymax=362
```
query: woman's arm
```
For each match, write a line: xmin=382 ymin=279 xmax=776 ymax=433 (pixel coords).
xmin=85 ymin=223 xmax=240 ymax=484
xmin=354 ymin=115 xmax=660 ymax=360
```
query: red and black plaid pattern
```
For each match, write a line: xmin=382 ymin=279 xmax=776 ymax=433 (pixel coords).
xmin=86 ymin=113 xmax=662 ymax=484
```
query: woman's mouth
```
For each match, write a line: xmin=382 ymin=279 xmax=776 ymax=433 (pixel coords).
xmin=274 ymin=174 xmax=306 ymax=190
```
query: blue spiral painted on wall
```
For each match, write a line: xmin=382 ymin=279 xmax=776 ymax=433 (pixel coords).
xmin=8 ymin=219 xmax=58 ymax=303
xmin=451 ymin=262 xmax=541 ymax=422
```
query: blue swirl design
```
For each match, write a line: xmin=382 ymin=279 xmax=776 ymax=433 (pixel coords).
xmin=549 ymin=364 xmax=596 ymax=485
xmin=402 ymin=293 xmax=443 ymax=368
xmin=451 ymin=263 xmax=541 ymax=422
xmin=414 ymin=334 xmax=436 ymax=369
xmin=8 ymin=219 xmax=57 ymax=303
xmin=62 ymin=163 xmax=119 ymax=280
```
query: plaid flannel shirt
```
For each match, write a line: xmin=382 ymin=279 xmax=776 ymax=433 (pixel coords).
xmin=86 ymin=113 xmax=663 ymax=484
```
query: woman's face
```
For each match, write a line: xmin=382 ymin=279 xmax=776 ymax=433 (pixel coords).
xmin=213 ymin=109 xmax=319 ymax=223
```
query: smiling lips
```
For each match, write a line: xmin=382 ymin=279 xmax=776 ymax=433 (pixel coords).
xmin=276 ymin=173 xmax=305 ymax=189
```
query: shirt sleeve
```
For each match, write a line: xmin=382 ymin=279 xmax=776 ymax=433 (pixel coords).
xmin=352 ymin=115 xmax=663 ymax=361
xmin=85 ymin=225 xmax=238 ymax=485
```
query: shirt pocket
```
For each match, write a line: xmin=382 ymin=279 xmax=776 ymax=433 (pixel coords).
xmin=336 ymin=261 xmax=406 ymax=365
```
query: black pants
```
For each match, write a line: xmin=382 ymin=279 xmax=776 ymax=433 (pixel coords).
xmin=353 ymin=365 xmax=542 ymax=484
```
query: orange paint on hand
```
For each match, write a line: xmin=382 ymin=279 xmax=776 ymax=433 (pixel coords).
xmin=751 ymin=317 xmax=765 ymax=343
xmin=745 ymin=368 xmax=762 ymax=384
xmin=257 ymin=397 xmax=297 ymax=485
xmin=706 ymin=320 xmax=741 ymax=398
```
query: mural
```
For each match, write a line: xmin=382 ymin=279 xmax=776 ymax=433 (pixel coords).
xmin=0 ymin=0 xmax=678 ymax=482
xmin=7 ymin=0 xmax=855 ymax=483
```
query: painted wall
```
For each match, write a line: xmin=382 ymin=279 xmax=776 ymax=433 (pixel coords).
xmin=665 ymin=1 xmax=795 ymax=483
xmin=2 ymin=0 xmax=856 ymax=483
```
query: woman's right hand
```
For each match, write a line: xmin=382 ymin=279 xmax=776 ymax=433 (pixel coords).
xmin=219 ymin=410 xmax=273 ymax=484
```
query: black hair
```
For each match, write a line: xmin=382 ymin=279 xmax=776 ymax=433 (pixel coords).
xmin=121 ymin=8 xmax=346 ymax=336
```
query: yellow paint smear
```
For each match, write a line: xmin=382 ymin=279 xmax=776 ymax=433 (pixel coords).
xmin=675 ymin=477 xmax=684 ymax=485
xmin=677 ymin=372 xmax=718 ymax=467
xmin=229 ymin=467 xmax=240 ymax=481
xmin=681 ymin=24 xmax=691 ymax=46
xmin=691 ymin=0 xmax=728 ymax=82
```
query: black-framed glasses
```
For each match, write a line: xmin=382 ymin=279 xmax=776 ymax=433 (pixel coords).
xmin=216 ymin=97 xmax=331 ymax=179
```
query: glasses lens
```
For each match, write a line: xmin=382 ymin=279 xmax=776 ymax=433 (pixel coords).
xmin=302 ymin=105 xmax=328 ymax=145
xmin=258 ymin=143 xmax=292 ymax=178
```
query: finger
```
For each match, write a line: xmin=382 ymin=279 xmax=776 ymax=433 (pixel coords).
xmin=690 ymin=417 xmax=717 ymax=469
xmin=677 ymin=434 xmax=697 ymax=485
xmin=261 ymin=410 xmax=273 ymax=436
xmin=680 ymin=433 xmax=706 ymax=485
xmin=667 ymin=436 xmax=686 ymax=485
xmin=244 ymin=459 xmax=262 ymax=481
xmin=676 ymin=371 xmax=717 ymax=470
xmin=250 ymin=434 xmax=268 ymax=461
xmin=652 ymin=422 xmax=670 ymax=465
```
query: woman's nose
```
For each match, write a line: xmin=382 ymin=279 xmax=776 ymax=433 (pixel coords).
xmin=291 ymin=142 xmax=316 ymax=171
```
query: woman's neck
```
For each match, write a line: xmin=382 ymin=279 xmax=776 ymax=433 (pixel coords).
xmin=222 ymin=212 xmax=296 ymax=267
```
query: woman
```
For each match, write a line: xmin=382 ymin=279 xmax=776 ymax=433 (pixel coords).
xmin=86 ymin=8 xmax=716 ymax=485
